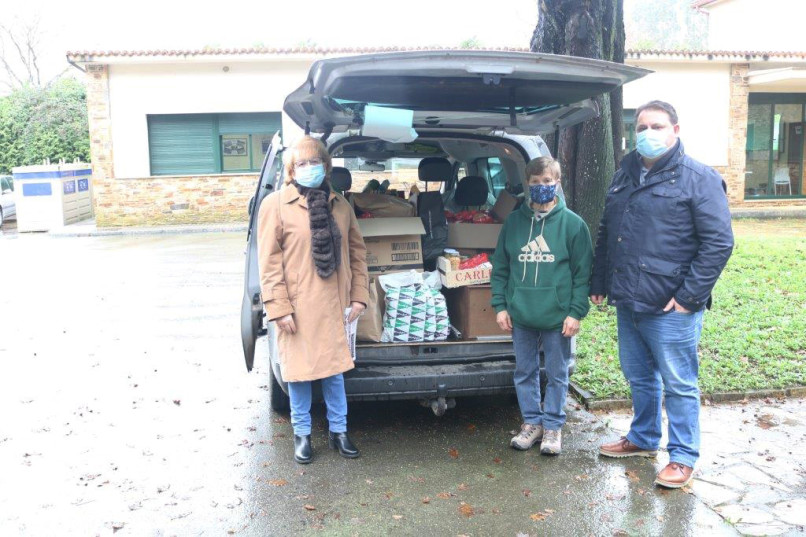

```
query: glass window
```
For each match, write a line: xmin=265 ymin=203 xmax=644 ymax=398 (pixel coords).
xmin=221 ymin=135 xmax=251 ymax=172
xmin=745 ymin=96 xmax=805 ymax=199
xmin=487 ymin=157 xmax=508 ymax=197
xmin=623 ymin=109 xmax=636 ymax=152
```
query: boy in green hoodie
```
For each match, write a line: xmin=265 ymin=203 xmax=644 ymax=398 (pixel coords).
xmin=491 ymin=157 xmax=593 ymax=454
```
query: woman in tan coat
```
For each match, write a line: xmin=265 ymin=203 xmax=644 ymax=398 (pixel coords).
xmin=257 ymin=136 xmax=369 ymax=464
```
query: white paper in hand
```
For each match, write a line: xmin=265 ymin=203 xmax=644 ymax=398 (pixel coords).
xmin=344 ymin=308 xmax=359 ymax=361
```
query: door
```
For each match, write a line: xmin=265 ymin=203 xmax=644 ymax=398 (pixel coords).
xmin=240 ymin=132 xmax=282 ymax=372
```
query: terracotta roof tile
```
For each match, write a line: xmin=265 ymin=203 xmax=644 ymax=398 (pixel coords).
xmin=65 ymin=47 xmax=806 ymax=62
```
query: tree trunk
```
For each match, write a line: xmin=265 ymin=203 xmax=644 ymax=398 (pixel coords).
xmin=531 ymin=0 xmax=625 ymax=233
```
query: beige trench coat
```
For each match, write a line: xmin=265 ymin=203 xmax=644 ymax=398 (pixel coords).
xmin=257 ymin=184 xmax=369 ymax=382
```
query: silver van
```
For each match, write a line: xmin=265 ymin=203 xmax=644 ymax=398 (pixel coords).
xmin=240 ymin=51 xmax=646 ymax=414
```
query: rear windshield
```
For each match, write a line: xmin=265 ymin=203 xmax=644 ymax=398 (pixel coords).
xmin=335 ymin=157 xmax=444 ymax=197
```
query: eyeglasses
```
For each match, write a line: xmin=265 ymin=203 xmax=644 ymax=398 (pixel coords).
xmin=294 ymin=158 xmax=323 ymax=169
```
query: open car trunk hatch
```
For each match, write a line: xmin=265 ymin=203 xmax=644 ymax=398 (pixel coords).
xmin=284 ymin=51 xmax=649 ymax=135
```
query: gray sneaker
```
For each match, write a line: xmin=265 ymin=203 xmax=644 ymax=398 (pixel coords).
xmin=510 ymin=423 xmax=544 ymax=450
xmin=540 ymin=429 xmax=562 ymax=455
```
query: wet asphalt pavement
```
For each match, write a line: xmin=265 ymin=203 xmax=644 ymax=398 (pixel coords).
xmin=0 ymin=230 xmax=802 ymax=536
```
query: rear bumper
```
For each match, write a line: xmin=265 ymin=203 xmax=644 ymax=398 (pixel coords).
xmin=343 ymin=360 xmax=516 ymax=401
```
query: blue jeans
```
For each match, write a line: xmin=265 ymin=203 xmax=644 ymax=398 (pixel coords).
xmin=617 ymin=307 xmax=704 ymax=468
xmin=512 ymin=326 xmax=572 ymax=430
xmin=287 ymin=373 xmax=348 ymax=436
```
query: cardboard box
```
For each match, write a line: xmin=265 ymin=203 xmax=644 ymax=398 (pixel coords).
xmin=447 ymin=222 xmax=503 ymax=249
xmin=491 ymin=189 xmax=520 ymax=221
xmin=443 ymin=284 xmax=505 ymax=340
xmin=437 ymin=256 xmax=491 ymax=288
xmin=358 ymin=217 xmax=426 ymax=274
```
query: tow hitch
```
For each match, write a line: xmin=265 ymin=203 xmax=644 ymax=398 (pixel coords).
xmin=420 ymin=384 xmax=456 ymax=416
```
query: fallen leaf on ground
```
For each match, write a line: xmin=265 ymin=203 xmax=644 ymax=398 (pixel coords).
xmin=422 ymin=497 xmax=431 ymax=504
xmin=365 ymin=479 xmax=373 ymax=485
xmin=467 ymin=424 xmax=477 ymax=432
xmin=268 ymin=479 xmax=287 ymax=486
xmin=172 ymin=400 xmax=181 ymax=406
xmin=574 ymin=474 xmax=589 ymax=481
xmin=448 ymin=448 xmax=459 ymax=459
xmin=437 ymin=492 xmax=454 ymax=499
xmin=523 ymin=489 xmax=532 ymax=497
xmin=486 ymin=473 xmax=495 ymax=479
xmin=530 ymin=513 xmax=547 ymax=521
xmin=493 ymin=457 xmax=502 ymax=464
xmin=457 ymin=483 xmax=469 ymax=491
xmin=392 ymin=515 xmax=403 ymax=520
xmin=756 ymin=414 xmax=777 ymax=429
xmin=459 ymin=502 xmax=475 ymax=518
xmin=409 ymin=475 xmax=425 ymax=483
xmin=303 ymin=504 xmax=316 ymax=511
xmin=625 ymin=470 xmax=640 ymax=482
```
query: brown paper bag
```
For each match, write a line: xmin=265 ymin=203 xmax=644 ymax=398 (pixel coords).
xmin=351 ymin=192 xmax=416 ymax=217
xmin=357 ymin=277 xmax=384 ymax=342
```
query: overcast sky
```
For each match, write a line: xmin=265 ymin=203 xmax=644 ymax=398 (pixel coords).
xmin=4 ymin=0 xmax=541 ymax=86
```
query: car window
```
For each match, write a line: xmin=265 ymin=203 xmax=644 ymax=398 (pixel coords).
xmin=474 ymin=158 xmax=508 ymax=198
xmin=340 ymin=157 xmax=445 ymax=197
xmin=0 ymin=177 xmax=10 ymax=192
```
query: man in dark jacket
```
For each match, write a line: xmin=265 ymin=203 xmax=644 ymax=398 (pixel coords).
xmin=590 ymin=100 xmax=734 ymax=488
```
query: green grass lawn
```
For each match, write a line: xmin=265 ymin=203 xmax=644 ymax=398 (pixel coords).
xmin=573 ymin=219 xmax=806 ymax=399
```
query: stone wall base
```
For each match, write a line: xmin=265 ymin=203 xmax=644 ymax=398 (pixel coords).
xmin=94 ymin=174 xmax=257 ymax=227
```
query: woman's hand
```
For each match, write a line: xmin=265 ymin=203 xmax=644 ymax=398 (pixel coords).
xmin=496 ymin=310 xmax=513 ymax=332
xmin=276 ymin=314 xmax=297 ymax=334
xmin=562 ymin=316 xmax=580 ymax=338
xmin=347 ymin=301 xmax=366 ymax=323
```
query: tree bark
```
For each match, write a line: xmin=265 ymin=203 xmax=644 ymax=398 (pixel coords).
xmin=531 ymin=0 xmax=625 ymax=233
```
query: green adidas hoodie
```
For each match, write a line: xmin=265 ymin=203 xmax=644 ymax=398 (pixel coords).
xmin=490 ymin=195 xmax=593 ymax=331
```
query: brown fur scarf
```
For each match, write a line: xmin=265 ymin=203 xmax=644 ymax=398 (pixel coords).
xmin=296 ymin=182 xmax=342 ymax=278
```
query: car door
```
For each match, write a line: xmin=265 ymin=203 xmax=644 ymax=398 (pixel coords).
xmin=240 ymin=133 xmax=282 ymax=372
xmin=283 ymin=51 xmax=649 ymax=135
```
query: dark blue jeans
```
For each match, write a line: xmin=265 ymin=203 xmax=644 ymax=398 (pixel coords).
xmin=617 ymin=307 xmax=704 ymax=468
xmin=512 ymin=326 xmax=572 ymax=430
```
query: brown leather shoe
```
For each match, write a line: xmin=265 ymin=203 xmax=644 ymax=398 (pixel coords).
xmin=655 ymin=462 xmax=694 ymax=488
xmin=599 ymin=437 xmax=658 ymax=458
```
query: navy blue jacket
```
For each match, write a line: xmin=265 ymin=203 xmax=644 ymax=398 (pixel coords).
xmin=590 ymin=141 xmax=734 ymax=313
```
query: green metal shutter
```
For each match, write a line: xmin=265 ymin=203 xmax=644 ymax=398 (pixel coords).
xmin=148 ymin=114 xmax=217 ymax=175
xmin=218 ymin=113 xmax=282 ymax=135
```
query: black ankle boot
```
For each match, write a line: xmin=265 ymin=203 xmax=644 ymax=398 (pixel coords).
xmin=328 ymin=431 xmax=360 ymax=458
xmin=294 ymin=435 xmax=312 ymax=464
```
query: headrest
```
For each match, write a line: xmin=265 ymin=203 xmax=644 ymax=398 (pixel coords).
xmin=454 ymin=176 xmax=489 ymax=207
xmin=331 ymin=167 xmax=352 ymax=193
xmin=418 ymin=157 xmax=451 ymax=182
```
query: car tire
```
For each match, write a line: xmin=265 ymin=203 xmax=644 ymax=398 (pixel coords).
xmin=269 ymin=364 xmax=290 ymax=412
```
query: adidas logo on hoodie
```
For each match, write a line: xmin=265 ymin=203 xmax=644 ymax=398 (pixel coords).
xmin=519 ymin=235 xmax=555 ymax=263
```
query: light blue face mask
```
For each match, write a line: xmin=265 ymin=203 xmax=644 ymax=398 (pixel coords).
xmin=295 ymin=164 xmax=326 ymax=188
xmin=636 ymin=128 xmax=671 ymax=159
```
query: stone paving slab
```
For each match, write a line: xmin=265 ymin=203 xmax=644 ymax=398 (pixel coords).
xmin=602 ymin=398 xmax=806 ymax=536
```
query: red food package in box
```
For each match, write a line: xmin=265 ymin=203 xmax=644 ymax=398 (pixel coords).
xmin=459 ymin=252 xmax=490 ymax=270
xmin=358 ymin=212 xmax=374 ymax=219
xmin=472 ymin=211 xmax=496 ymax=224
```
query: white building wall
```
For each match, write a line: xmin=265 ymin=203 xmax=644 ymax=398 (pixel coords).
xmin=108 ymin=60 xmax=312 ymax=178
xmin=623 ymin=60 xmax=731 ymax=167
xmin=707 ymin=0 xmax=806 ymax=52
